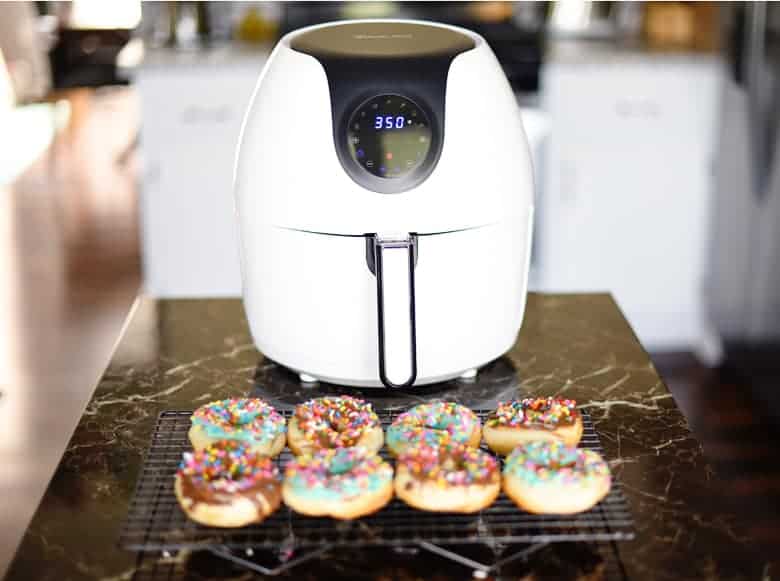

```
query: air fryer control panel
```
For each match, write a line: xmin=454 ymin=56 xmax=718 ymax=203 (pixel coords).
xmin=291 ymin=22 xmax=474 ymax=194
xmin=347 ymin=94 xmax=432 ymax=179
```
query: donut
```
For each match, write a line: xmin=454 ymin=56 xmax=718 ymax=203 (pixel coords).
xmin=282 ymin=447 xmax=394 ymax=520
xmin=502 ymin=441 xmax=611 ymax=514
xmin=287 ymin=396 xmax=383 ymax=456
xmin=385 ymin=402 xmax=481 ymax=457
xmin=189 ymin=398 xmax=286 ymax=456
xmin=484 ymin=397 xmax=583 ymax=455
xmin=394 ymin=443 xmax=500 ymax=513
xmin=174 ymin=440 xmax=282 ymax=527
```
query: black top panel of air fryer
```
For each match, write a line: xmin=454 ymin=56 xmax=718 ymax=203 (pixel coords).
xmin=281 ymin=5 xmax=544 ymax=94
xmin=291 ymin=21 xmax=475 ymax=59
xmin=291 ymin=22 xmax=475 ymax=194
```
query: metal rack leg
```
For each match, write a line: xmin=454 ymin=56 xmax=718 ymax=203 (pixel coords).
xmin=417 ymin=541 xmax=492 ymax=577
xmin=417 ymin=541 xmax=549 ymax=578
xmin=207 ymin=544 xmax=334 ymax=576
xmin=490 ymin=542 xmax=549 ymax=570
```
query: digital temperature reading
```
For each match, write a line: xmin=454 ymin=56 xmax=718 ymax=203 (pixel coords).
xmin=374 ymin=115 xmax=408 ymax=130
xmin=347 ymin=94 xmax=432 ymax=179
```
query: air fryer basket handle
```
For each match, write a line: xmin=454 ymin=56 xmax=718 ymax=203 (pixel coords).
xmin=373 ymin=234 xmax=417 ymax=388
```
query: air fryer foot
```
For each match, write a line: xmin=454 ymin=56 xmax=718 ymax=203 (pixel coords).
xmin=458 ymin=368 xmax=478 ymax=381
xmin=299 ymin=373 xmax=319 ymax=384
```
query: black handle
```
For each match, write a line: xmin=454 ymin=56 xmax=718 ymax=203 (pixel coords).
xmin=372 ymin=234 xmax=418 ymax=389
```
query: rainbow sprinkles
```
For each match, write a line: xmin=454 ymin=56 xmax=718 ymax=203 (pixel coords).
xmin=191 ymin=397 xmax=286 ymax=444
xmin=504 ymin=440 xmax=611 ymax=486
xmin=177 ymin=440 xmax=279 ymax=494
xmin=487 ymin=397 xmax=578 ymax=429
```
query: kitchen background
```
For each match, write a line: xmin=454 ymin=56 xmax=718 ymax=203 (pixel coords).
xmin=1 ymin=0 xmax=780 ymax=574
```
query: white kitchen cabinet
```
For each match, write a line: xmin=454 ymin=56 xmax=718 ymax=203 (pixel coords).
xmin=536 ymin=49 xmax=725 ymax=350
xmin=138 ymin=47 xmax=268 ymax=297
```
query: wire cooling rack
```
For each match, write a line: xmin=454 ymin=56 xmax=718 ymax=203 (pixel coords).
xmin=120 ymin=409 xmax=634 ymax=577
xmin=130 ymin=541 xmax=629 ymax=580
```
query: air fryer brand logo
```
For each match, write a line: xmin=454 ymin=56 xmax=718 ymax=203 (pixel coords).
xmin=352 ymin=33 xmax=413 ymax=40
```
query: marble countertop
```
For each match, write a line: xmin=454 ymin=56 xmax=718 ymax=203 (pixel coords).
xmin=5 ymin=294 xmax=767 ymax=580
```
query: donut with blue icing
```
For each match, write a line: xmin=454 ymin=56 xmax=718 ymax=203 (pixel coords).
xmin=502 ymin=440 xmax=611 ymax=514
xmin=385 ymin=402 xmax=481 ymax=457
xmin=282 ymin=447 xmax=393 ymax=520
xmin=189 ymin=398 xmax=286 ymax=456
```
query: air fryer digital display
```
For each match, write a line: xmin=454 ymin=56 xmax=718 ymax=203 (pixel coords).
xmin=346 ymin=95 xmax=432 ymax=179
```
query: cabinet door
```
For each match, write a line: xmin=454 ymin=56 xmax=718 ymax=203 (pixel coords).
xmin=537 ymin=142 xmax=712 ymax=346
xmin=537 ymin=60 xmax=722 ymax=348
xmin=139 ymin=67 xmax=260 ymax=297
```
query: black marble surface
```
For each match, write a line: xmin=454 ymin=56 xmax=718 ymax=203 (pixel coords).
xmin=5 ymin=294 xmax=770 ymax=580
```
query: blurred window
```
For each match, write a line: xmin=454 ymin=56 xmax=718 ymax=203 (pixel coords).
xmin=66 ymin=0 xmax=141 ymax=30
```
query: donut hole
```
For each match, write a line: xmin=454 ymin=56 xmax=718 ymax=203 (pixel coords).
xmin=328 ymin=451 xmax=358 ymax=475
xmin=228 ymin=409 xmax=257 ymax=425
xmin=296 ymin=397 xmax=380 ymax=449
xmin=400 ymin=445 xmax=499 ymax=487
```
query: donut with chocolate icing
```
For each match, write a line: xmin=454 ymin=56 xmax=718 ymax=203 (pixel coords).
xmin=287 ymin=396 xmax=383 ymax=456
xmin=503 ymin=440 xmax=611 ymax=514
xmin=174 ymin=440 xmax=282 ymax=527
xmin=394 ymin=443 xmax=500 ymax=513
xmin=189 ymin=398 xmax=286 ymax=457
xmin=385 ymin=402 xmax=481 ymax=457
xmin=484 ymin=397 xmax=583 ymax=455
xmin=282 ymin=447 xmax=393 ymax=520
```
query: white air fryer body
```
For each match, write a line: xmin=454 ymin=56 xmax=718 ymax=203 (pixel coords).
xmin=234 ymin=20 xmax=534 ymax=387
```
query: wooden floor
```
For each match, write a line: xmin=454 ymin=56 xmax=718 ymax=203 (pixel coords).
xmin=657 ymin=351 xmax=780 ymax=556
xmin=1 ymin=87 xmax=779 ymax=576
